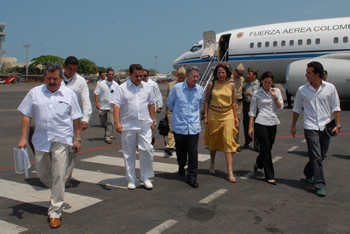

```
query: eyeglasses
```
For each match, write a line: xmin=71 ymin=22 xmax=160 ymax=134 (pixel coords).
xmin=134 ymin=75 xmax=145 ymax=78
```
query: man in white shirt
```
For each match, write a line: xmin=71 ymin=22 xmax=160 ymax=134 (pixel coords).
xmin=291 ymin=61 xmax=341 ymax=197
xmin=17 ymin=63 xmax=82 ymax=229
xmin=142 ymin=69 xmax=163 ymax=145
xmin=94 ymin=68 xmax=119 ymax=144
xmin=97 ymin=70 xmax=106 ymax=84
xmin=62 ymin=56 xmax=92 ymax=188
xmin=111 ymin=64 xmax=156 ymax=190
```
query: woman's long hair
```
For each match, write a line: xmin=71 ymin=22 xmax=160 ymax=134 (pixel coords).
xmin=260 ymin=71 xmax=275 ymax=88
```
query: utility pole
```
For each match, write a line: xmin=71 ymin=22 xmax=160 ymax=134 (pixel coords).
xmin=0 ymin=23 xmax=6 ymax=73
xmin=154 ymin=55 xmax=157 ymax=75
xmin=23 ymin=43 xmax=31 ymax=81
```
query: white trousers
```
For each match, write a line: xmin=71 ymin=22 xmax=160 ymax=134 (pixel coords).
xmin=121 ymin=121 xmax=154 ymax=183
xmin=65 ymin=150 xmax=75 ymax=181
xmin=35 ymin=142 xmax=69 ymax=218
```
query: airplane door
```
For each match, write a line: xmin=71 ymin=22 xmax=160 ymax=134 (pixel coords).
xmin=200 ymin=31 xmax=216 ymax=59
xmin=218 ymin=34 xmax=231 ymax=62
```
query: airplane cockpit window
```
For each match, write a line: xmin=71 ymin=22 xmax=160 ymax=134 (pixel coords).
xmin=307 ymin=39 xmax=312 ymax=45
xmin=273 ymin=41 xmax=278 ymax=47
xmin=250 ymin=43 xmax=254 ymax=48
xmin=344 ymin=37 xmax=348 ymax=43
xmin=298 ymin=39 xmax=303 ymax=46
xmin=281 ymin=40 xmax=286 ymax=46
xmin=289 ymin=40 xmax=294 ymax=46
xmin=257 ymin=42 xmax=262 ymax=48
xmin=189 ymin=44 xmax=202 ymax=52
xmin=265 ymin=42 xmax=270 ymax=47
xmin=334 ymin=37 xmax=339 ymax=43
xmin=316 ymin=38 xmax=321 ymax=44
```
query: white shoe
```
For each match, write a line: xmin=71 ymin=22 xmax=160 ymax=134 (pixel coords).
xmin=142 ymin=179 xmax=153 ymax=190
xmin=127 ymin=182 xmax=136 ymax=190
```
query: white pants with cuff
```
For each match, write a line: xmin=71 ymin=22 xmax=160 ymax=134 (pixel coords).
xmin=121 ymin=121 xmax=154 ymax=184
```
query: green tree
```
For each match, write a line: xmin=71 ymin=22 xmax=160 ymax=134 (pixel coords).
xmin=78 ymin=58 xmax=98 ymax=75
xmin=31 ymin=55 xmax=65 ymax=66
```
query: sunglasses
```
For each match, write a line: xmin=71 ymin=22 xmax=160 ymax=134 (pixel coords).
xmin=134 ymin=75 xmax=145 ymax=78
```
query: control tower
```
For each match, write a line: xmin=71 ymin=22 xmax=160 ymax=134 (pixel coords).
xmin=0 ymin=23 xmax=6 ymax=71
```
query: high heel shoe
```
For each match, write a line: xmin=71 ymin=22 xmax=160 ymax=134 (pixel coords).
xmin=209 ymin=163 xmax=215 ymax=174
xmin=253 ymin=163 xmax=259 ymax=173
xmin=226 ymin=171 xmax=236 ymax=183
xmin=266 ymin=179 xmax=277 ymax=185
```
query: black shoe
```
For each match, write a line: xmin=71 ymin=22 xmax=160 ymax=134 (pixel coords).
xmin=188 ymin=179 xmax=198 ymax=188
xmin=266 ymin=179 xmax=277 ymax=185
xmin=65 ymin=180 xmax=72 ymax=188
xmin=164 ymin=149 xmax=172 ymax=158
xmin=253 ymin=163 xmax=259 ymax=173
xmin=237 ymin=147 xmax=241 ymax=152
xmin=244 ymin=142 xmax=250 ymax=148
xmin=178 ymin=167 xmax=185 ymax=176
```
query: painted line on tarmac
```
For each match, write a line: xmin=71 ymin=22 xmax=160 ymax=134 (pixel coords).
xmin=0 ymin=179 xmax=102 ymax=213
xmin=199 ymin=189 xmax=228 ymax=205
xmin=287 ymin=146 xmax=299 ymax=152
xmin=302 ymin=139 xmax=306 ymax=143
xmin=240 ymin=156 xmax=282 ymax=180
xmin=82 ymin=155 xmax=178 ymax=173
xmin=0 ymin=109 xmax=17 ymax=112
xmin=0 ymin=220 xmax=28 ymax=233
xmin=146 ymin=219 xmax=178 ymax=234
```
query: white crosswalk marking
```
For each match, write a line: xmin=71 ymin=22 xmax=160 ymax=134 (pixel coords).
xmin=0 ymin=179 xmax=102 ymax=213
xmin=0 ymin=220 xmax=27 ymax=233
xmin=82 ymin=155 xmax=179 ymax=173
xmin=118 ymin=150 xmax=210 ymax=162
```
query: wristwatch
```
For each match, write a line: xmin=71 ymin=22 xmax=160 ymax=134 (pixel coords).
xmin=336 ymin=125 xmax=341 ymax=129
xmin=75 ymin=138 xmax=82 ymax=142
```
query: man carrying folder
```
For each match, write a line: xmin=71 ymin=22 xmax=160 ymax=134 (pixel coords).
xmin=17 ymin=63 xmax=82 ymax=228
xmin=290 ymin=61 xmax=341 ymax=197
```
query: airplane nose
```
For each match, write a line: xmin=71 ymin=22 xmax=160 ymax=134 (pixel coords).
xmin=173 ymin=56 xmax=182 ymax=71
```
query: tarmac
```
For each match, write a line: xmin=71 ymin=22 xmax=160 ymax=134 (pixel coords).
xmin=0 ymin=82 xmax=349 ymax=233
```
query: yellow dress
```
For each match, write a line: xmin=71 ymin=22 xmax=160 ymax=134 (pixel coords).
xmin=204 ymin=83 xmax=239 ymax=153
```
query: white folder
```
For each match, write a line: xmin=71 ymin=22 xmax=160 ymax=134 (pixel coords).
xmin=13 ymin=148 xmax=31 ymax=178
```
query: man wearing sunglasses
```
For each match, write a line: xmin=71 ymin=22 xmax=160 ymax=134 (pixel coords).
xmin=111 ymin=64 xmax=156 ymax=190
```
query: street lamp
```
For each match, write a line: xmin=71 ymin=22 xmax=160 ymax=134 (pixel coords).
xmin=23 ymin=43 xmax=31 ymax=81
xmin=154 ymin=55 xmax=157 ymax=75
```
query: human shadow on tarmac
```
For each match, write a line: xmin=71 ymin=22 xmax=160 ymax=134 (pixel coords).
xmin=332 ymin=154 xmax=350 ymax=160
xmin=9 ymin=202 xmax=47 ymax=219
xmin=287 ymin=150 xmax=309 ymax=158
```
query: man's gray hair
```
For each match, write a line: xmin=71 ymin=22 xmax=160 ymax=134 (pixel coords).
xmin=186 ymin=65 xmax=200 ymax=75
xmin=43 ymin=63 xmax=63 ymax=77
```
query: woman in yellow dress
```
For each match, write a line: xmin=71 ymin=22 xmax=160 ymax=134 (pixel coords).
xmin=204 ymin=63 xmax=239 ymax=182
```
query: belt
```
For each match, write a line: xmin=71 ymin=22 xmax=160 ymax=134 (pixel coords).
xmin=209 ymin=105 xmax=232 ymax=113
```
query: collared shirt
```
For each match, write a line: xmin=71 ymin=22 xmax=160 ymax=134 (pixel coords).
xmin=249 ymin=87 xmax=284 ymax=126
xmin=62 ymin=73 xmax=92 ymax=123
xmin=110 ymin=78 xmax=156 ymax=131
xmin=293 ymin=81 xmax=341 ymax=131
xmin=18 ymin=85 xmax=83 ymax=152
xmin=94 ymin=80 xmax=120 ymax=110
xmin=145 ymin=79 xmax=163 ymax=110
xmin=167 ymin=82 xmax=203 ymax=135
xmin=243 ymin=79 xmax=260 ymax=103
xmin=233 ymin=76 xmax=245 ymax=100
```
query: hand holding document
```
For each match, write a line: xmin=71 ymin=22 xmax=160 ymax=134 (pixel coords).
xmin=13 ymin=147 xmax=31 ymax=178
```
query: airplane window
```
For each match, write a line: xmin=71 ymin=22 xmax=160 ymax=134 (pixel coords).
xmin=334 ymin=37 xmax=339 ymax=43
xmin=307 ymin=39 xmax=312 ymax=45
xmin=257 ymin=42 xmax=262 ymax=48
xmin=189 ymin=45 xmax=202 ymax=52
xmin=315 ymin=38 xmax=320 ymax=44
xmin=273 ymin=41 xmax=278 ymax=47
xmin=250 ymin=42 xmax=254 ymax=48
xmin=289 ymin=40 xmax=294 ymax=46
xmin=265 ymin=42 xmax=269 ymax=47
xmin=344 ymin=37 xmax=349 ymax=43
xmin=298 ymin=39 xmax=303 ymax=46
xmin=281 ymin=40 xmax=286 ymax=46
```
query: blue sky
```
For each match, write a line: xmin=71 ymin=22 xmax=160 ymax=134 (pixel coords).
xmin=1 ymin=0 xmax=349 ymax=73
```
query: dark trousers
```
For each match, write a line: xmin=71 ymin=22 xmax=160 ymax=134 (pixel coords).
xmin=174 ymin=133 xmax=199 ymax=180
xmin=286 ymin=89 xmax=292 ymax=108
xmin=255 ymin=123 xmax=277 ymax=180
xmin=243 ymin=101 xmax=252 ymax=144
xmin=303 ymin=129 xmax=330 ymax=190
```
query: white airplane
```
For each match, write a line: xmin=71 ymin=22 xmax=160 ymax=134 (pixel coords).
xmin=173 ymin=17 xmax=350 ymax=99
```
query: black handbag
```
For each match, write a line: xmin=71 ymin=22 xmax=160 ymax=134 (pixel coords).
xmin=158 ymin=116 xmax=169 ymax=136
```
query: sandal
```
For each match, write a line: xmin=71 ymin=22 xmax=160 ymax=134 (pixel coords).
xmin=209 ymin=163 xmax=215 ymax=174
xmin=226 ymin=171 xmax=236 ymax=183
